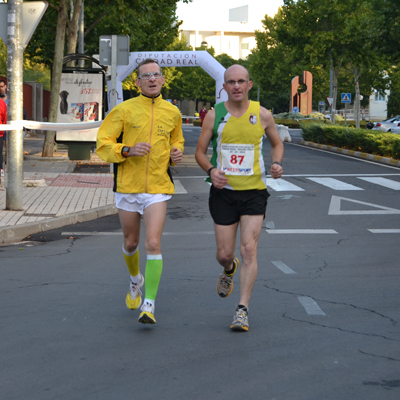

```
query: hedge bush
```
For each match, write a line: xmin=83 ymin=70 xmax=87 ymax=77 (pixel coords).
xmin=300 ymin=122 xmax=400 ymax=160
xmin=275 ymin=112 xmax=305 ymax=119
xmin=274 ymin=118 xmax=330 ymax=129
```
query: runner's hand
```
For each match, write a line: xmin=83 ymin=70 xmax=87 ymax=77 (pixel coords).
xmin=131 ymin=142 xmax=152 ymax=157
xmin=170 ymin=147 xmax=182 ymax=164
xmin=210 ymin=168 xmax=228 ymax=189
xmin=270 ymin=163 xmax=283 ymax=179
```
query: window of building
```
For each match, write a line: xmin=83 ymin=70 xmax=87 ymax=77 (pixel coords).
xmin=241 ymin=42 xmax=249 ymax=50
xmin=374 ymin=92 xmax=386 ymax=102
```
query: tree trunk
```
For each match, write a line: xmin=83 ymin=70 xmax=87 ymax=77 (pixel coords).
xmin=351 ymin=64 xmax=362 ymax=129
xmin=332 ymin=66 xmax=339 ymax=125
xmin=355 ymin=80 xmax=360 ymax=128
xmin=66 ymin=0 xmax=83 ymax=56
xmin=330 ymin=52 xmax=344 ymax=125
xmin=42 ymin=0 xmax=69 ymax=157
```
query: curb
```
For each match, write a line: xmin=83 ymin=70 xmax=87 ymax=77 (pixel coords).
xmin=300 ymin=140 xmax=400 ymax=168
xmin=0 ymin=204 xmax=118 ymax=245
xmin=24 ymin=156 xmax=70 ymax=161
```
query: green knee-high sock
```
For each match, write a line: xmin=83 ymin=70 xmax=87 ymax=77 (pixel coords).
xmin=144 ymin=255 xmax=163 ymax=301
xmin=122 ymin=245 xmax=140 ymax=277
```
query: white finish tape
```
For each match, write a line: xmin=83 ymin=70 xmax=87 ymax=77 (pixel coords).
xmin=0 ymin=120 xmax=102 ymax=131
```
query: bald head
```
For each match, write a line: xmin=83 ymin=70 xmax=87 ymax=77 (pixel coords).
xmin=224 ymin=65 xmax=250 ymax=82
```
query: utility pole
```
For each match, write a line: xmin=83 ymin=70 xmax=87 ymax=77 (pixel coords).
xmin=6 ymin=0 xmax=24 ymax=211
xmin=110 ymin=35 xmax=118 ymax=110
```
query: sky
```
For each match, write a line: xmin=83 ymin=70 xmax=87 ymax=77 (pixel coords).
xmin=176 ymin=0 xmax=284 ymax=31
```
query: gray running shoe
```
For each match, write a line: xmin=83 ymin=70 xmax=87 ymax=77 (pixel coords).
xmin=230 ymin=307 xmax=249 ymax=331
xmin=216 ymin=257 xmax=239 ymax=298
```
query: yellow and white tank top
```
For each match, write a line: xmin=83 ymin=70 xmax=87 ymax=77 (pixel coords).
xmin=209 ymin=101 xmax=266 ymax=191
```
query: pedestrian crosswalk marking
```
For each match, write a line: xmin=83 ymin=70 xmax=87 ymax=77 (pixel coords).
xmin=172 ymin=174 xmax=400 ymax=194
xmin=357 ymin=177 xmax=400 ymax=190
xmin=267 ymin=179 xmax=304 ymax=191
xmin=174 ymin=179 xmax=188 ymax=194
xmin=307 ymin=177 xmax=363 ymax=190
xmin=328 ymin=196 xmax=400 ymax=215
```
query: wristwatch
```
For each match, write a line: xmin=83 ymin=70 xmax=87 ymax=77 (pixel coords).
xmin=207 ymin=166 xmax=216 ymax=176
xmin=272 ymin=161 xmax=282 ymax=167
xmin=121 ymin=146 xmax=130 ymax=157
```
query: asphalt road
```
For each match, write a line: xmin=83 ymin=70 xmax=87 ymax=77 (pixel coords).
xmin=1 ymin=126 xmax=400 ymax=399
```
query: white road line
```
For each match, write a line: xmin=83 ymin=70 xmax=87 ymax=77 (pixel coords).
xmin=368 ymin=229 xmax=400 ymax=233
xmin=174 ymin=179 xmax=188 ymax=194
xmin=285 ymin=173 xmax=400 ymax=177
xmin=172 ymin=176 xmax=207 ymax=179
xmin=173 ymin=174 xmax=400 ymax=179
xmin=298 ymin=296 xmax=326 ymax=316
xmin=271 ymin=261 xmax=297 ymax=274
xmin=266 ymin=229 xmax=338 ymax=234
xmin=267 ymin=179 xmax=304 ymax=191
xmin=62 ymin=232 xmax=122 ymax=235
xmin=307 ymin=177 xmax=363 ymax=190
xmin=163 ymin=231 xmax=214 ymax=235
xmin=358 ymin=177 xmax=400 ymax=190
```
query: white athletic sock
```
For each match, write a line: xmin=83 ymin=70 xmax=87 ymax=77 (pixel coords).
xmin=130 ymin=274 xmax=142 ymax=285
xmin=143 ymin=299 xmax=155 ymax=308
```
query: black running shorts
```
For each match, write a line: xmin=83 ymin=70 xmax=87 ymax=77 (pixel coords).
xmin=209 ymin=185 xmax=270 ymax=226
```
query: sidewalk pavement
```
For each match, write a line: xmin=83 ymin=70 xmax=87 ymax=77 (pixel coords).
xmin=0 ymin=146 xmax=116 ymax=245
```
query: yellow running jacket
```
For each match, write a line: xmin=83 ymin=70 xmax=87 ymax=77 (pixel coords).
xmin=96 ymin=94 xmax=184 ymax=194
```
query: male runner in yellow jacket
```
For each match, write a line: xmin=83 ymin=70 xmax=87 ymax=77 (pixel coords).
xmin=97 ymin=58 xmax=184 ymax=325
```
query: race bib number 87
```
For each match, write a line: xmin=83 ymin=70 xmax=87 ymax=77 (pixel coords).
xmin=221 ymin=143 xmax=254 ymax=175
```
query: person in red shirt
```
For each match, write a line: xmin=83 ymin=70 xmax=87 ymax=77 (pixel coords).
xmin=199 ymin=106 xmax=207 ymax=127
xmin=0 ymin=98 xmax=7 ymax=181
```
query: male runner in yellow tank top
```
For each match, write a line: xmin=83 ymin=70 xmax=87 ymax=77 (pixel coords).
xmin=195 ymin=64 xmax=284 ymax=331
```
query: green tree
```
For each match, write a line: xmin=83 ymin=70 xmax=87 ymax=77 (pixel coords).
xmin=23 ymin=0 xmax=191 ymax=156
xmin=249 ymin=11 xmax=302 ymax=113
xmin=25 ymin=0 xmax=191 ymax=67
xmin=370 ymin=0 xmax=400 ymax=63
xmin=387 ymin=69 xmax=400 ymax=118
xmin=165 ymin=46 xmax=216 ymax=107
xmin=164 ymin=43 xmax=243 ymax=109
xmin=23 ymin=59 xmax=51 ymax=91
xmin=0 ymin=39 xmax=6 ymax=77
xmin=251 ymin=0 xmax=391 ymax=123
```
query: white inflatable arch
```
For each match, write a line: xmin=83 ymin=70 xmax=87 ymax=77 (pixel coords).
xmin=112 ymin=51 xmax=227 ymax=107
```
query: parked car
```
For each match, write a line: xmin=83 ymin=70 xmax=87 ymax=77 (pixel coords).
xmin=390 ymin=125 xmax=400 ymax=134
xmin=366 ymin=121 xmax=374 ymax=129
xmin=372 ymin=115 xmax=400 ymax=132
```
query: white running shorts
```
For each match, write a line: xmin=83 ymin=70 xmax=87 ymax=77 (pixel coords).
xmin=115 ymin=193 xmax=172 ymax=215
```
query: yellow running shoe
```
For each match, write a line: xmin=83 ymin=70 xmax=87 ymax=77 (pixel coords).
xmin=125 ymin=274 xmax=144 ymax=310
xmin=138 ymin=302 xmax=156 ymax=324
xmin=216 ymin=257 xmax=239 ymax=298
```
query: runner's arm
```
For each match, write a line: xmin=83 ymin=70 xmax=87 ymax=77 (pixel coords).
xmin=195 ymin=110 xmax=228 ymax=189
xmin=260 ymin=107 xmax=284 ymax=179
xmin=170 ymin=111 xmax=184 ymax=165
